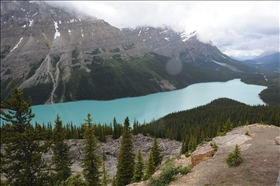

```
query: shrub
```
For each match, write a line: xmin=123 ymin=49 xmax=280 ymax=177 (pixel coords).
xmin=211 ymin=142 xmax=218 ymax=151
xmin=147 ymin=164 xmax=192 ymax=186
xmin=226 ymin=144 xmax=244 ymax=167
xmin=185 ymin=152 xmax=191 ymax=158
xmin=61 ymin=173 xmax=87 ymax=186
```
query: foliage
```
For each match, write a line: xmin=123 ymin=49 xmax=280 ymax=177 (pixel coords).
xmin=92 ymin=48 xmax=101 ymax=55
xmin=116 ymin=117 xmax=135 ymax=185
xmin=111 ymin=176 xmax=116 ymax=186
xmin=143 ymin=151 xmax=156 ymax=180
xmin=112 ymin=117 xmax=123 ymax=139
xmin=218 ymin=118 xmax=233 ymax=136
xmin=82 ymin=114 xmax=102 ymax=186
xmin=1 ymin=45 xmax=11 ymax=58
xmin=61 ymin=173 xmax=87 ymax=186
xmin=22 ymin=83 xmax=53 ymax=105
xmin=151 ymin=138 xmax=163 ymax=168
xmin=145 ymin=138 xmax=167 ymax=181
xmin=136 ymin=98 xmax=280 ymax=154
xmin=132 ymin=149 xmax=145 ymax=183
xmin=0 ymin=87 xmax=50 ymax=185
xmin=260 ymin=85 xmax=280 ymax=105
xmin=226 ymin=144 xmax=244 ymax=167
xmin=211 ymin=142 xmax=218 ymax=151
xmin=27 ymin=58 xmax=44 ymax=79
xmin=101 ymin=162 xmax=109 ymax=186
xmin=148 ymin=163 xmax=192 ymax=186
xmin=51 ymin=115 xmax=73 ymax=185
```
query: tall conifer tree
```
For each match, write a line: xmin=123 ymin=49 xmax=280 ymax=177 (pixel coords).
xmin=101 ymin=162 xmax=109 ymax=186
xmin=150 ymin=138 xmax=163 ymax=167
xmin=116 ymin=117 xmax=135 ymax=185
xmin=143 ymin=151 xmax=156 ymax=180
xmin=132 ymin=149 xmax=145 ymax=183
xmin=0 ymin=87 xmax=49 ymax=185
xmin=82 ymin=114 xmax=102 ymax=186
xmin=51 ymin=115 xmax=73 ymax=184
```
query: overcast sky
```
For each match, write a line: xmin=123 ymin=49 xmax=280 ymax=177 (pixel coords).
xmin=49 ymin=1 xmax=279 ymax=59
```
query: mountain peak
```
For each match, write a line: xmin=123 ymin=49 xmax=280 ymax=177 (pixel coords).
xmin=253 ymin=50 xmax=279 ymax=60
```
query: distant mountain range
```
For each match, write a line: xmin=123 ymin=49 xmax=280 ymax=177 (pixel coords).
xmin=241 ymin=52 xmax=279 ymax=72
xmin=0 ymin=1 xmax=263 ymax=105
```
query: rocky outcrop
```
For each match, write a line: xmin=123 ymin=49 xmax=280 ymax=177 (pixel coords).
xmin=191 ymin=143 xmax=215 ymax=166
xmin=42 ymin=134 xmax=182 ymax=179
xmin=170 ymin=124 xmax=280 ymax=186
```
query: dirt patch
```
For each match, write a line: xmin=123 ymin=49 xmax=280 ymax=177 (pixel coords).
xmin=170 ymin=124 xmax=280 ymax=186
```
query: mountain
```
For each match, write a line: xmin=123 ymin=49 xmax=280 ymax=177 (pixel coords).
xmin=1 ymin=1 xmax=257 ymax=105
xmin=252 ymin=50 xmax=279 ymax=60
xmin=122 ymin=27 xmax=255 ymax=72
xmin=242 ymin=52 xmax=280 ymax=72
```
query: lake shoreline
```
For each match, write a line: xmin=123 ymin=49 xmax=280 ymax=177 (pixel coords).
xmin=30 ymin=79 xmax=267 ymax=126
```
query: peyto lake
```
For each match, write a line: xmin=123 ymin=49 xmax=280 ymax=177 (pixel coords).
xmin=31 ymin=79 xmax=267 ymax=126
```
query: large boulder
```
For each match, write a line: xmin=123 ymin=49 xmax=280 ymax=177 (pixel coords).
xmin=275 ymin=136 xmax=280 ymax=145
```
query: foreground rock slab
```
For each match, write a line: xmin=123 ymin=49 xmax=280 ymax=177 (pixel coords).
xmin=170 ymin=124 xmax=280 ymax=186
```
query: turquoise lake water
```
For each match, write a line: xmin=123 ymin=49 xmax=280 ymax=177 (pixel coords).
xmin=31 ymin=79 xmax=267 ymax=126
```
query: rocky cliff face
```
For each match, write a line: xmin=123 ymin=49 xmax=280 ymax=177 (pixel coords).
xmin=1 ymin=1 xmax=148 ymax=86
xmin=122 ymin=27 xmax=247 ymax=71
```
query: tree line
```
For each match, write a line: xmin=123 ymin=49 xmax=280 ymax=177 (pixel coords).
xmin=0 ymin=88 xmax=164 ymax=185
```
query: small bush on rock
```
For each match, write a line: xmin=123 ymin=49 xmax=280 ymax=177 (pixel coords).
xmin=226 ymin=144 xmax=244 ymax=167
xmin=211 ymin=142 xmax=218 ymax=151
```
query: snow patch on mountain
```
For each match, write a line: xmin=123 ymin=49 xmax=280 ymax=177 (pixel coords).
xmin=53 ymin=21 xmax=61 ymax=39
xmin=181 ymin=31 xmax=197 ymax=42
xmin=32 ymin=12 xmax=38 ymax=17
xmin=29 ymin=19 xmax=33 ymax=26
xmin=42 ymin=33 xmax=47 ymax=40
xmin=10 ymin=37 xmax=23 ymax=52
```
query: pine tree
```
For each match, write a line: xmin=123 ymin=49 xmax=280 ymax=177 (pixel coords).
xmin=143 ymin=151 xmax=156 ymax=180
xmin=226 ymin=144 xmax=244 ymax=167
xmin=132 ymin=149 xmax=145 ymax=183
xmin=82 ymin=114 xmax=102 ymax=186
xmin=116 ymin=117 xmax=135 ymax=185
xmin=150 ymin=138 xmax=163 ymax=167
xmin=51 ymin=115 xmax=73 ymax=185
xmin=112 ymin=117 xmax=118 ymax=139
xmin=111 ymin=176 xmax=117 ymax=186
xmin=0 ymin=87 xmax=49 ymax=185
xmin=101 ymin=162 xmax=109 ymax=186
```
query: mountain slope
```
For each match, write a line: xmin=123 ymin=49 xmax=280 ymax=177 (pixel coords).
xmin=242 ymin=52 xmax=280 ymax=72
xmin=122 ymin=27 xmax=257 ymax=73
